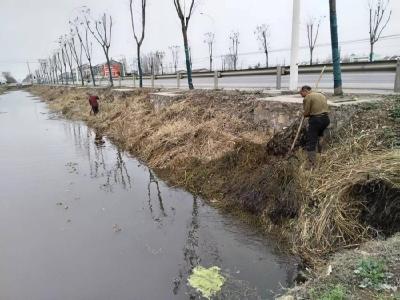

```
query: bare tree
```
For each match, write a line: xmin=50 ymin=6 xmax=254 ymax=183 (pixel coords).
xmin=141 ymin=53 xmax=153 ymax=75
xmin=173 ymin=0 xmax=196 ymax=89
xmin=140 ymin=52 xmax=164 ymax=75
xmin=60 ymin=36 xmax=75 ymax=85
xmin=221 ymin=54 xmax=233 ymax=71
xmin=68 ymin=31 xmax=85 ymax=86
xmin=306 ymin=17 xmax=323 ymax=65
xmin=2 ymin=72 xmax=17 ymax=83
xmin=369 ymin=0 xmax=392 ymax=62
xmin=129 ymin=0 xmax=147 ymax=87
xmin=59 ymin=39 xmax=69 ymax=84
xmin=51 ymin=55 xmax=58 ymax=84
xmin=85 ymin=11 xmax=114 ymax=86
xmin=50 ymin=56 xmax=54 ymax=84
xmin=71 ymin=17 xmax=96 ymax=86
xmin=38 ymin=59 xmax=50 ymax=84
xmin=255 ymin=24 xmax=271 ymax=68
xmin=229 ymin=31 xmax=240 ymax=70
xmin=155 ymin=51 xmax=165 ymax=74
xmin=56 ymin=51 xmax=64 ymax=85
xmin=46 ymin=58 xmax=53 ymax=84
xmin=169 ymin=45 xmax=180 ymax=73
xmin=204 ymin=32 xmax=215 ymax=71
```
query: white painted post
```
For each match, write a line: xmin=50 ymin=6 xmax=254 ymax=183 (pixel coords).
xmin=177 ymin=72 xmax=181 ymax=89
xmin=214 ymin=70 xmax=219 ymax=90
xmin=290 ymin=0 xmax=301 ymax=91
xmin=276 ymin=65 xmax=282 ymax=90
xmin=119 ymin=75 xmax=122 ymax=87
xmin=395 ymin=59 xmax=400 ymax=93
xmin=151 ymin=74 xmax=155 ymax=88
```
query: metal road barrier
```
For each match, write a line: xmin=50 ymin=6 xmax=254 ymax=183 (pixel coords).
xmin=132 ymin=60 xmax=399 ymax=91
xmin=35 ymin=60 xmax=400 ymax=92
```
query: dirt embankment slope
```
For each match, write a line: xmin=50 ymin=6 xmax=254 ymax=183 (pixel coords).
xmin=29 ymin=86 xmax=400 ymax=265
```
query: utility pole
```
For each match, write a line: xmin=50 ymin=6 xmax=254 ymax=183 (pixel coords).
xmin=27 ymin=61 xmax=33 ymax=84
xmin=290 ymin=0 xmax=301 ymax=91
xmin=329 ymin=0 xmax=343 ymax=95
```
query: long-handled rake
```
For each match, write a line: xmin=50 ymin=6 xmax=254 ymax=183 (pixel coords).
xmin=288 ymin=66 xmax=327 ymax=156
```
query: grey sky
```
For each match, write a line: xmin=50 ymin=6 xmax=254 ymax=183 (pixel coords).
xmin=1 ymin=0 xmax=399 ymax=80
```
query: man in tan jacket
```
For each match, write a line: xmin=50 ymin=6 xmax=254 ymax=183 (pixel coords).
xmin=300 ymin=85 xmax=330 ymax=167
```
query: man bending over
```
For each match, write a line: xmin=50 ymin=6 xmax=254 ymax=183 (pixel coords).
xmin=88 ymin=93 xmax=100 ymax=115
xmin=300 ymin=85 xmax=330 ymax=168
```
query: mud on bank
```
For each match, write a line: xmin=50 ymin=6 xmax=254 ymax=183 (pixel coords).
xmin=29 ymin=86 xmax=400 ymax=265
xmin=282 ymin=234 xmax=400 ymax=299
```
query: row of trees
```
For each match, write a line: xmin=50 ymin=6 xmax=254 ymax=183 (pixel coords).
xmin=36 ymin=8 xmax=114 ymax=87
xmin=1 ymin=72 xmax=17 ymax=84
xmin=35 ymin=0 xmax=392 ymax=92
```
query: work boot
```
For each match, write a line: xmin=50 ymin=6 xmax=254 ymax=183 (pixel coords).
xmin=306 ymin=151 xmax=317 ymax=170
xmin=317 ymin=138 xmax=324 ymax=153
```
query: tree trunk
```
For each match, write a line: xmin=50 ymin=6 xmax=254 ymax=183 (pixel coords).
xmin=104 ymin=49 xmax=114 ymax=87
xmin=78 ymin=67 xmax=84 ymax=86
xmin=68 ymin=64 xmax=75 ymax=85
xmin=56 ymin=70 xmax=59 ymax=84
xmin=182 ymin=27 xmax=194 ymax=90
xmin=210 ymin=56 xmax=213 ymax=72
xmin=64 ymin=63 xmax=68 ymax=85
xmin=137 ymin=44 xmax=143 ymax=88
xmin=329 ymin=0 xmax=343 ymax=95
xmin=310 ymin=48 xmax=313 ymax=66
xmin=265 ymin=51 xmax=269 ymax=68
xmin=369 ymin=42 xmax=374 ymax=62
xmin=59 ymin=69 xmax=64 ymax=85
xmin=88 ymin=60 xmax=96 ymax=87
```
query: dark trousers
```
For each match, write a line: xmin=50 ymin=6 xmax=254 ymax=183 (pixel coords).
xmin=92 ymin=105 xmax=99 ymax=115
xmin=306 ymin=113 xmax=330 ymax=151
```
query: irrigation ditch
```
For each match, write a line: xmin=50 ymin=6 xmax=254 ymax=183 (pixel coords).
xmin=28 ymin=85 xmax=400 ymax=299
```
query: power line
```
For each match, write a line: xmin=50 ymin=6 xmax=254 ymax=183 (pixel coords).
xmin=1 ymin=34 xmax=399 ymax=66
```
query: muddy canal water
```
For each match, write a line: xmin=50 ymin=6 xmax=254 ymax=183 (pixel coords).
xmin=0 ymin=91 xmax=296 ymax=300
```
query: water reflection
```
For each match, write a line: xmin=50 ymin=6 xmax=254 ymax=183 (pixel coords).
xmin=147 ymin=170 xmax=167 ymax=223
xmin=63 ymin=122 xmax=132 ymax=191
xmin=173 ymin=197 xmax=200 ymax=297
xmin=0 ymin=91 xmax=299 ymax=300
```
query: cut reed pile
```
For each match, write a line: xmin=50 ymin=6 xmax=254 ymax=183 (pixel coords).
xmin=267 ymin=97 xmax=400 ymax=262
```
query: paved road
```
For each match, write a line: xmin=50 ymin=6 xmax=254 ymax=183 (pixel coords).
xmin=105 ymin=72 xmax=396 ymax=92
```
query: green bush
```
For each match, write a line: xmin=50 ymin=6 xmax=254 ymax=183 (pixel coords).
xmin=310 ymin=284 xmax=347 ymax=300
xmin=354 ymin=258 xmax=388 ymax=290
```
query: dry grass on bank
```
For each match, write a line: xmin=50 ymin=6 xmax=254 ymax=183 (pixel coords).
xmin=283 ymin=234 xmax=400 ymax=299
xmin=0 ymin=86 xmax=8 ymax=95
xmin=269 ymin=98 xmax=400 ymax=262
xmin=29 ymin=86 xmax=400 ymax=263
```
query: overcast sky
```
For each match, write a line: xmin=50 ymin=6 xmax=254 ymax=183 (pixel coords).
xmin=0 ymin=0 xmax=399 ymax=80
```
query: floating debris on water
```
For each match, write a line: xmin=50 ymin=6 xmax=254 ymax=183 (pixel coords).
xmin=56 ymin=202 xmax=63 ymax=206
xmin=65 ymin=162 xmax=79 ymax=174
xmin=113 ymin=224 xmax=122 ymax=233
xmin=188 ymin=266 xmax=226 ymax=299
xmin=145 ymin=244 xmax=162 ymax=255
xmin=64 ymin=205 xmax=69 ymax=210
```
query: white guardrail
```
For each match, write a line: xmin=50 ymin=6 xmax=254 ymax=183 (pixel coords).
xmin=34 ymin=60 xmax=400 ymax=92
xmin=136 ymin=60 xmax=400 ymax=92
